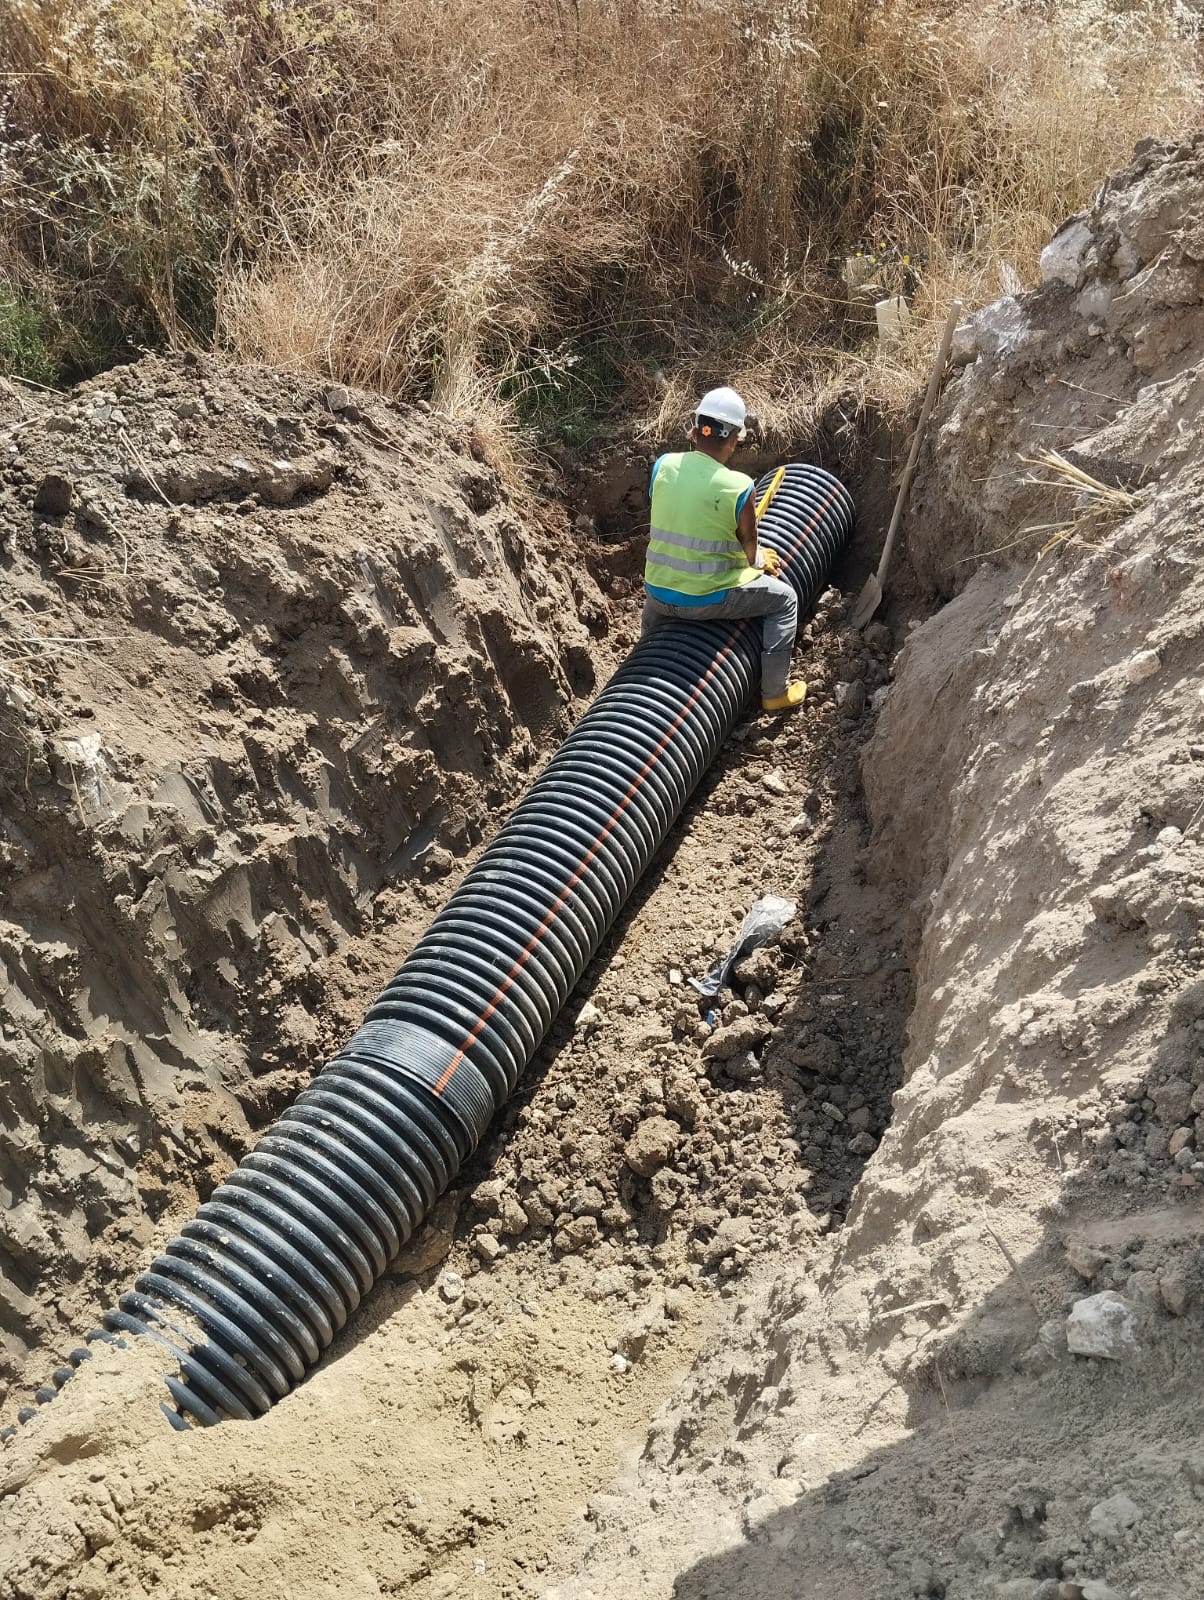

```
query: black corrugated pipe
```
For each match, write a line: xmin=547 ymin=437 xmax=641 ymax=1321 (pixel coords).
xmin=22 ymin=462 xmax=854 ymax=1431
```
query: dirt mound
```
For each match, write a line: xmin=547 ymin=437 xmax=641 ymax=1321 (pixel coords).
xmin=0 ymin=354 xmax=607 ymax=1392
xmin=911 ymin=131 xmax=1204 ymax=595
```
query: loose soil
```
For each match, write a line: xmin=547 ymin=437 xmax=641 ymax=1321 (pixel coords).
xmin=3 ymin=134 xmax=1204 ymax=1600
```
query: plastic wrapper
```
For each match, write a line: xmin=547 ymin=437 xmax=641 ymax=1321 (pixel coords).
xmin=688 ymin=894 xmax=796 ymax=999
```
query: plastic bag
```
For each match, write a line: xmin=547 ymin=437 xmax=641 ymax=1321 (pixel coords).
xmin=688 ymin=894 xmax=797 ymax=999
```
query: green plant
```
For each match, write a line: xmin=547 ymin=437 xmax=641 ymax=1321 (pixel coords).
xmin=0 ymin=285 xmax=55 ymax=386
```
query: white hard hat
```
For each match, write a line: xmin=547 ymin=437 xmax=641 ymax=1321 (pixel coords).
xmin=694 ymin=386 xmax=747 ymax=439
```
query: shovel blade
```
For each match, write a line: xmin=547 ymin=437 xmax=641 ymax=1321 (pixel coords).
xmin=851 ymin=574 xmax=882 ymax=631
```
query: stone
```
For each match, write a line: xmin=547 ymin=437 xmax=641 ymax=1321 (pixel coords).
xmin=1082 ymin=1582 xmax=1128 ymax=1600
xmin=663 ymin=1074 xmax=702 ymax=1129
xmin=324 ymin=384 xmax=352 ymax=412
xmin=555 ymin=1214 xmax=599 ymax=1253
xmin=624 ymin=1116 xmax=678 ymax=1178
xmin=472 ymin=1179 xmax=504 ymax=1215
xmin=1123 ymin=648 xmax=1161 ymax=684
xmin=848 ymin=1131 xmax=877 ymax=1156
xmin=836 ymin=678 xmax=867 ymax=718
xmin=697 ymin=1214 xmax=755 ymax=1268
xmin=1159 ymin=1266 xmax=1191 ymax=1316
xmin=1144 ymin=1124 xmax=1169 ymax=1160
xmin=702 ymin=1015 xmax=770 ymax=1062
xmin=523 ymin=1189 xmax=554 ymax=1228
xmin=1153 ymin=1076 xmax=1193 ymax=1126
xmin=863 ymin=621 xmax=892 ymax=653
xmin=1076 ymin=280 xmax=1114 ymax=320
xmin=732 ymin=946 xmax=779 ymax=989
xmin=1168 ymin=1126 xmax=1194 ymax=1157
xmin=1039 ymin=218 xmax=1094 ymax=287
xmin=1021 ymin=1316 xmax=1069 ymax=1373
xmin=474 ymin=1232 xmax=502 ymax=1264
xmin=787 ymin=811 xmax=814 ymax=837
xmin=723 ymin=1049 xmax=760 ymax=1083
xmin=964 ymin=294 xmax=1028 ymax=359
xmin=1125 ymin=1269 xmax=1159 ymax=1308
xmin=33 ymin=471 xmax=74 ymax=515
xmin=950 ymin=322 xmax=978 ymax=365
xmin=497 ymin=1196 xmax=529 ymax=1236
xmin=1066 ymin=1292 xmax=1139 ymax=1360
xmin=575 ymin=1001 xmax=602 ymax=1033
xmin=437 ymin=1270 xmax=465 ymax=1303
xmin=761 ymin=768 xmax=787 ymax=795
xmin=1088 ymin=1491 xmax=1142 ymax=1540
xmin=567 ymin=1183 xmax=605 ymax=1218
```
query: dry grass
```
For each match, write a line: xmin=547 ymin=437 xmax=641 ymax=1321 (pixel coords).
xmin=1016 ymin=447 xmax=1145 ymax=582
xmin=960 ymin=447 xmax=1146 ymax=580
xmin=1 ymin=0 xmax=1199 ymax=447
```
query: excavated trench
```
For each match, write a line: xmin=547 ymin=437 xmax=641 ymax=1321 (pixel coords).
xmin=0 ymin=350 xmax=927 ymax=1598
xmin=57 ymin=464 xmax=855 ymax=1430
xmin=7 ymin=138 xmax=1204 ymax=1600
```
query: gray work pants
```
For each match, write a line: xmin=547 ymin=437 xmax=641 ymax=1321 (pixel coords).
xmin=640 ymin=576 xmax=798 ymax=697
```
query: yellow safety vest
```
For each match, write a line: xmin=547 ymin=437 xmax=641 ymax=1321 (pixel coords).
xmin=645 ymin=452 xmax=757 ymax=599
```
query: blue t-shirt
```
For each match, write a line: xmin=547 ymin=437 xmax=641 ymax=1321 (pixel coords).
xmin=645 ymin=455 xmax=754 ymax=605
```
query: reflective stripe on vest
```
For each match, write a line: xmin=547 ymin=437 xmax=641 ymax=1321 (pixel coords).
xmin=644 ymin=452 xmax=757 ymax=597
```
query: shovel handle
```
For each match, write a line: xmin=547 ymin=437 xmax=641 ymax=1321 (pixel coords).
xmin=875 ymin=298 xmax=962 ymax=587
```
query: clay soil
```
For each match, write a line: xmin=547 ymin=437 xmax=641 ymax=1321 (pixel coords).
xmin=3 ymin=134 xmax=1204 ymax=1600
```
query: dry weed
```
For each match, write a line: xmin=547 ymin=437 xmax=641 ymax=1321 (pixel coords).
xmin=960 ymin=447 xmax=1145 ymax=584
xmin=1 ymin=0 xmax=1200 ymax=448
xmin=1015 ymin=448 xmax=1144 ymax=582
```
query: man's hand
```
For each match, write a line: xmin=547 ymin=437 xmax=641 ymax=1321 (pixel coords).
xmin=758 ymin=546 xmax=782 ymax=577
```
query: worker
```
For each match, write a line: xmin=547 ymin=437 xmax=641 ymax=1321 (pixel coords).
xmin=642 ymin=386 xmax=806 ymax=711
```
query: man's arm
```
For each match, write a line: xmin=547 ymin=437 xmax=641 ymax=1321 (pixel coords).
xmin=736 ymin=494 xmax=780 ymax=574
xmin=736 ymin=495 xmax=759 ymax=567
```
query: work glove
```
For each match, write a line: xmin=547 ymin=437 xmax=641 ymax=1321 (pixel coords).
xmin=757 ymin=546 xmax=782 ymax=577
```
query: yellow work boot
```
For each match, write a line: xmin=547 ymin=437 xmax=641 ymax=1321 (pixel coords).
xmin=761 ymin=681 xmax=807 ymax=713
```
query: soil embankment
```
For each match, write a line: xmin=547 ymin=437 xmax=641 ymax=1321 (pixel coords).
xmin=0 ymin=357 xmax=607 ymax=1391
xmin=550 ymin=134 xmax=1204 ymax=1600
